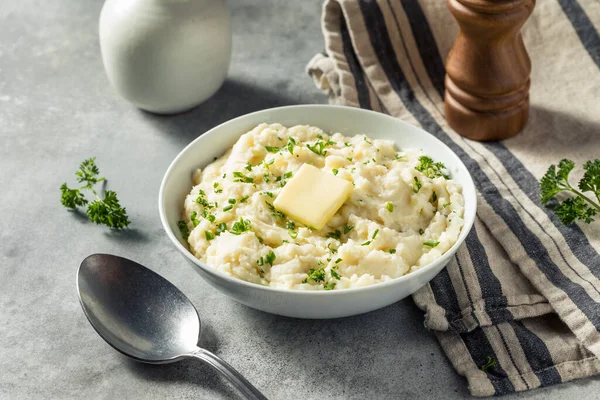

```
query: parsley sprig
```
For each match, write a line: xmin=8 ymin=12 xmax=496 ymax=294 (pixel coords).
xmin=60 ymin=158 xmax=130 ymax=229
xmin=540 ymin=159 xmax=600 ymax=225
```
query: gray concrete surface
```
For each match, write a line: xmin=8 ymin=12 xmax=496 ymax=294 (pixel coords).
xmin=1 ymin=0 xmax=599 ymax=398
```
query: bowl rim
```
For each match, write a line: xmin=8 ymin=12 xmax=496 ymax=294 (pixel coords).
xmin=158 ymin=104 xmax=477 ymax=296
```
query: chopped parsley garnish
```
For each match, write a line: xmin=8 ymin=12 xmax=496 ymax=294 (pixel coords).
xmin=385 ymin=202 xmax=394 ymax=212
xmin=389 ymin=249 xmax=396 ymax=254
xmin=265 ymin=146 xmax=280 ymax=153
xmin=286 ymin=221 xmax=296 ymax=230
xmin=262 ymin=158 xmax=275 ymax=168
xmin=325 ymin=140 xmax=336 ymax=147
xmin=177 ymin=220 xmax=190 ymax=240
xmin=346 ymin=157 xmax=353 ymax=162
xmin=240 ymin=195 xmax=250 ymax=203
xmin=306 ymin=141 xmax=327 ymax=156
xmin=263 ymin=173 xmax=270 ymax=183
xmin=222 ymin=173 xmax=226 ymax=179
xmin=331 ymin=266 xmax=341 ymax=279
xmin=286 ymin=137 xmax=296 ymax=154
xmin=432 ymin=191 xmax=437 ymax=202
xmin=263 ymin=191 xmax=274 ymax=198
xmin=207 ymin=214 xmax=216 ymax=223
xmin=195 ymin=189 xmax=213 ymax=208
xmin=344 ymin=224 xmax=354 ymax=234
xmin=344 ymin=142 xmax=352 ymax=147
xmin=303 ymin=268 xmax=326 ymax=283
xmin=245 ymin=163 xmax=253 ymax=171
xmin=413 ymin=177 xmax=422 ymax=193
xmin=213 ymin=182 xmax=223 ymax=193
xmin=229 ymin=217 xmax=251 ymax=235
xmin=223 ymin=205 xmax=233 ymax=212
xmin=372 ymin=229 xmax=379 ymax=240
xmin=416 ymin=156 xmax=450 ymax=179
xmin=257 ymin=236 xmax=264 ymax=244
xmin=332 ymin=168 xmax=339 ymax=176
xmin=216 ymin=222 xmax=227 ymax=235
xmin=233 ymin=171 xmax=253 ymax=183
xmin=275 ymin=171 xmax=293 ymax=187
xmin=443 ymin=202 xmax=452 ymax=208
xmin=480 ymin=356 xmax=497 ymax=372
xmin=316 ymin=134 xmax=323 ymax=139
xmin=265 ymin=201 xmax=286 ymax=218
xmin=418 ymin=229 xmax=425 ymax=235
xmin=424 ymin=240 xmax=440 ymax=248
xmin=205 ymin=231 xmax=215 ymax=241
xmin=286 ymin=221 xmax=298 ymax=238
xmin=257 ymin=257 xmax=264 ymax=267
xmin=327 ymin=243 xmax=338 ymax=254
xmin=228 ymin=198 xmax=236 ymax=204
xmin=265 ymin=251 xmax=276 ymax=266
xmin=324 ymin=282 xmax=336 ymax=290
xmin=363 ymin=137 xmax=372 ymax=145
xmin=394 ymin=153 xmax=405 ymax=161
xmin=326 ymin=230 xmax=341 ymax=240
xmin=190 ymin=211 xmax=200 ymax=227
xmin=334 ymin=258 xmax=342 ymax=264
xmin=361 ymin=241 xmax=371 ymax=246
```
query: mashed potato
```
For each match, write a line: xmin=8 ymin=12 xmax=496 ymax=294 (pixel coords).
xmin=181 ymin=123 xmax=464 ymax=290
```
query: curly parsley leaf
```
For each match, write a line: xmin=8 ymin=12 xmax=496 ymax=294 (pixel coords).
xmin=60 ymin=183 xmax=88 ymax=209
xmin=75 ymin=158 xmax=104 ymax=186
xmin=540 ymin=159 xmax=600 ymax=225
xmin=86 ymin=190 xmax=130 ymax=229
xmin=60 ymin=159 xmax=130 ymax=229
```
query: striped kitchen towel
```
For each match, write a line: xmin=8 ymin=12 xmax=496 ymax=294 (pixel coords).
xmin=307 ymin=0 xmax=600 ymax=396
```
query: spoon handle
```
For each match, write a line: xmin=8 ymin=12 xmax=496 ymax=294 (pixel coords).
xmin=188 ymin=348 xmax=268 ymax=400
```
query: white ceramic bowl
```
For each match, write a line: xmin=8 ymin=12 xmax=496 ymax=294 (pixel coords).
xmin=159 ymin=105 xmax=476 ymax=319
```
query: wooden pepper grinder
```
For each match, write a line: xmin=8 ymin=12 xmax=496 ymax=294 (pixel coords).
xmin=444 ymin=0 xmax=535 ymax=141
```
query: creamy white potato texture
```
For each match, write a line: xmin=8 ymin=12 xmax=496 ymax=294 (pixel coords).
xmin=182 ymin=123 xmax=464 ymax=290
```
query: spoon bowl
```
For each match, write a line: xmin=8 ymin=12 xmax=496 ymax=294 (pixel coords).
xmin=77 ymin=254 xmax=267 ymax=399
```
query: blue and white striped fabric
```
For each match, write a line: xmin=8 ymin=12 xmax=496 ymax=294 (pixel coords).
xmin=307 ymin=0 xmax=600 ymax=396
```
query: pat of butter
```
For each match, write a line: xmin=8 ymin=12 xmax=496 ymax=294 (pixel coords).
xmin=274 ymin=164 xmax=353 ymax=230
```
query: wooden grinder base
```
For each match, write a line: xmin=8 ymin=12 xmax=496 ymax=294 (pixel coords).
xmin=444 ymin=0 xmax=535 ymax=141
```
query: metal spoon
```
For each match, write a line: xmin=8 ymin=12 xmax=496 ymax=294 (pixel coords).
xmin=77 ymin=253 xmax=267 ymax=400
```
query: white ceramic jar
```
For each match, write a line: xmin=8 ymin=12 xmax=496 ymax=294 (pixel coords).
xmin=99 ymin=0 xmax=232 ymax=114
